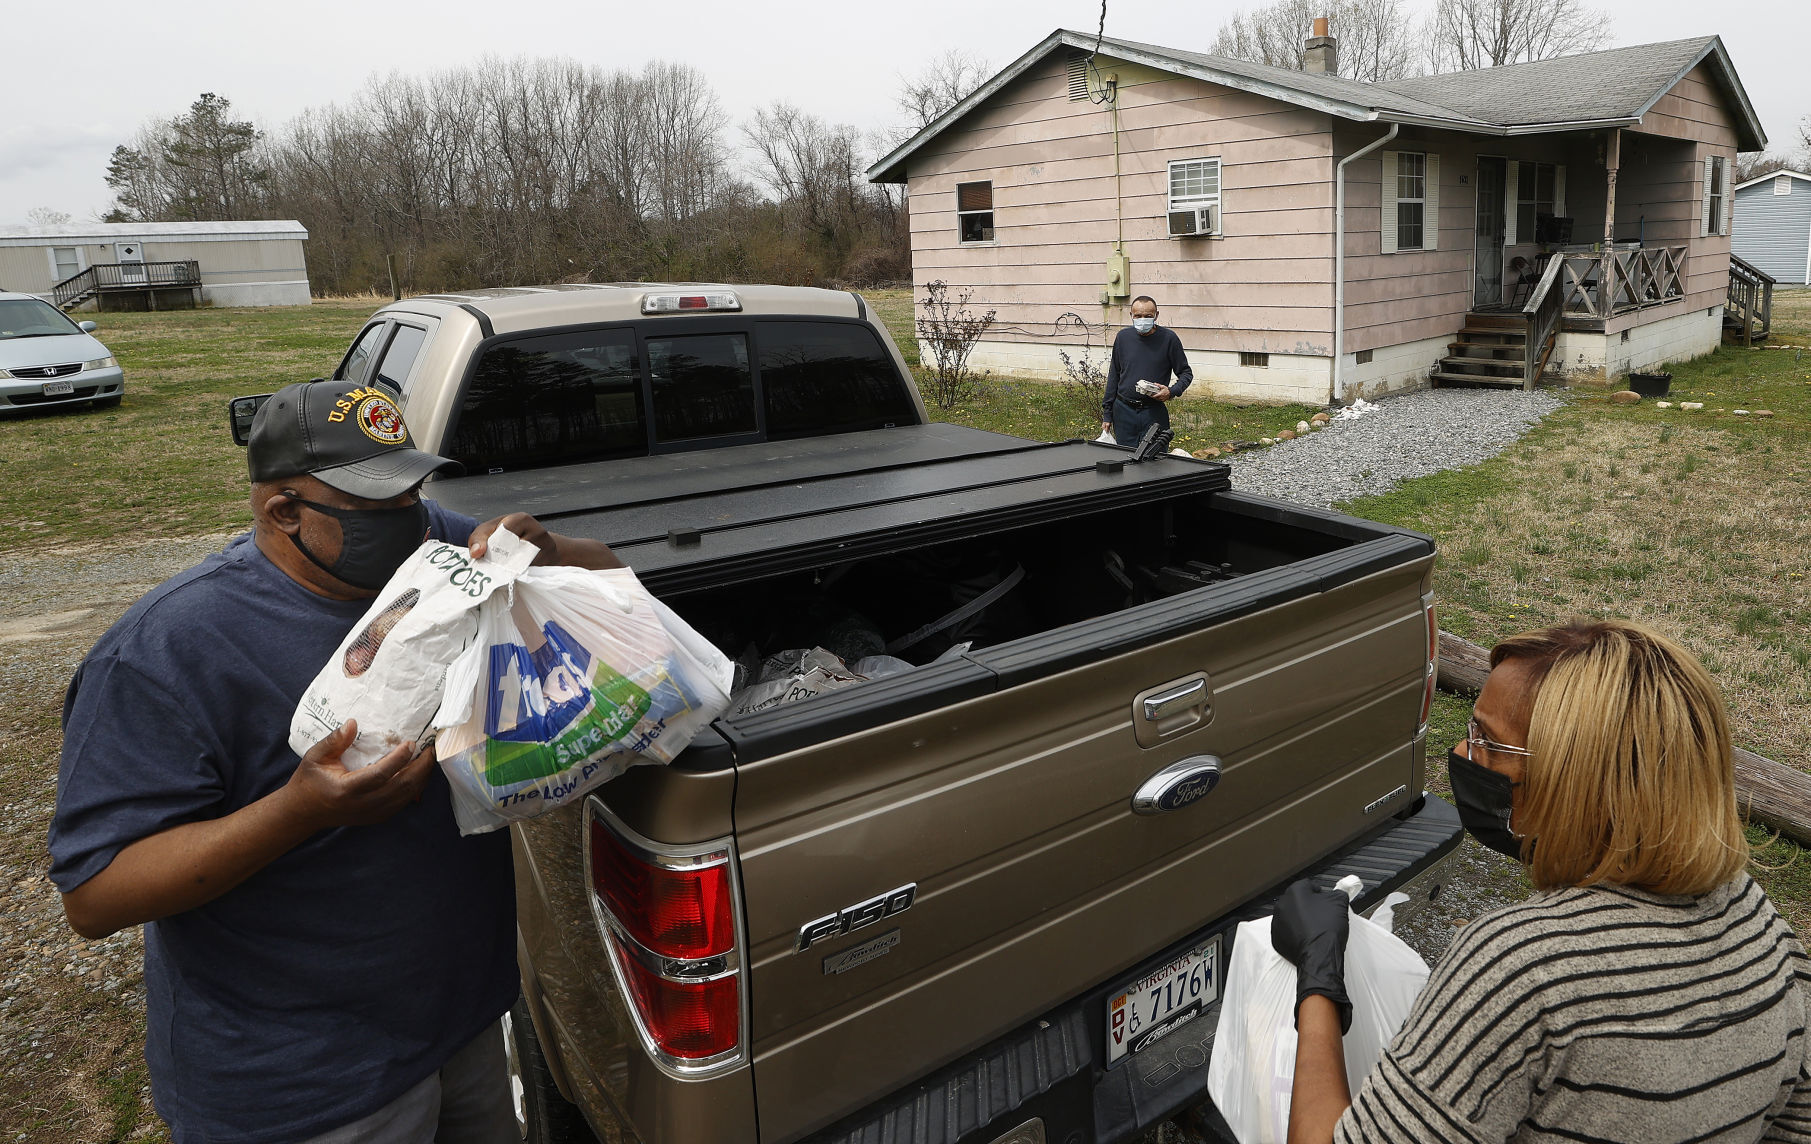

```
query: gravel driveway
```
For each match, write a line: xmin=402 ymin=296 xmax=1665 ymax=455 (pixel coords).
xmin=2 ymin=388 xmax=1559 ymax=1140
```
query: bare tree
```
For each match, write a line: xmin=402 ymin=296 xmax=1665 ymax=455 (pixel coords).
xmin=1427 ymin=0 xmax=1608 ymax=71
xmin=1211 ymin=0 xmax=1418 ymax=80
xmin=105 ymin=93 xmax=269 ymax=221
xmin=898 ymin=50 xmax=991 ymax=130
xmin=1735 ymin=153 xmax=1795 ymax=185
xmin=915 ymin=281 xmax=995 ymax=410
xmin=26 ymin=207 xmax=72 ymax=225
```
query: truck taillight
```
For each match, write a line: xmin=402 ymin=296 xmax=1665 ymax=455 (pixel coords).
xmin=589 ymin=815 xmax=734 ymax=960
xmin=1419 ymin=598 xmax=1438 ymax=732
xmin=584 ymin=797 xmax=746 ymax=1075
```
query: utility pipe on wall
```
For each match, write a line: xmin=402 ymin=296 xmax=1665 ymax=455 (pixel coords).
xmin=1333 ymin=122 xmax=1398 ymax=405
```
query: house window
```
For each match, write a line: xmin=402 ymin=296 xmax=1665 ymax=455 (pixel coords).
xmin=1396 ymin=152 xmax=1426 ymax=250
xmin=51 ymin=247 xmax=82 ymax=282
xmin=1705 ymin=156 xmax=1727 ymax=236
xmin=1167 ymin=158 xmax=1222 ymax=215
xmin=1516 ymin=163 xmax=1558 ymax=244
xmin=957 ymin=181 xmax=994 ymax=243
xmin=1776 ymin=174 xmax=1794 ymax=196
xmin=1239 ymin=351 xmax=1269 ymax=367
xmin=1355 ymin=349 xmax=1373 ymax=364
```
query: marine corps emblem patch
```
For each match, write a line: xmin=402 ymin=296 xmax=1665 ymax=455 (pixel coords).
xmin=356 ymin=393 xmax=408 ymax=445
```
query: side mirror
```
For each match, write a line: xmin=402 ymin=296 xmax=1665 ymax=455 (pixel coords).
xmin=229 ymin=394 xmax=273 ymax=446
xmin=78 ymin=321 xmax=98 ymax=333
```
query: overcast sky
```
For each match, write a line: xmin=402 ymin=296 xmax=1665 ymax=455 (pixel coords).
xmin=2 ymin=0 xmax=1804 ymax=225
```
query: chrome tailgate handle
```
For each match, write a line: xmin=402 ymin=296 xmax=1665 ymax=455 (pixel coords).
xmin=1143 ymin=679 xmax=1208 ymax=722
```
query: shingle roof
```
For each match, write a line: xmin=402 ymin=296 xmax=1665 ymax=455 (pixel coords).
xmin=1381 ymin=37 xmax=1716 ymax=126
xmin=867 ymin=28 xmax=1764 ymax=183
xmin=1094 ymin=34 xmax=1490 ymax=126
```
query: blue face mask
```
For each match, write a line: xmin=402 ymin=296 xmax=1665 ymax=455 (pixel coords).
xmin=1132 ymin=316 xmax=1157 ymax=334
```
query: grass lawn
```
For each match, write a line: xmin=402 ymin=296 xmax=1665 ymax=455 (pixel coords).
xmin=1 ymin=299 xmax=381 ymax=552
xmin=1340 ymin=339 xmax=1811 ymax=927
xmin=1 ymin=292 xmax=1324 ymax=555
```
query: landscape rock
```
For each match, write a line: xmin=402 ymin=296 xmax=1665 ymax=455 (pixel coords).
xmin=1609 ymin=390 xmax=1641 ymax=404
xmin=1296 ymin=421 xmax=1311 ymax=433
xmin=1310 ymin=421 xmax=1326 ymax=430
xmin=1756 ymin=410 xmax=1775 ymax=418
xmin=1681 ymin=402 xmax=1705 ymax=411
xmin=1655 ymin=401 xmax=1674 ymax=409
xmin=1277 ymin=430 xmax=1296 ymax=441
xmin=1733 ymin=409 xmax=1750 ymax=416
xmin=1192 ymin=448 xmax=1221 ymax=459
xmin=1259 ymin=437 xmax=1275 ymax=446
xmin=1310 ymin=412 xmax=1331 ymax=424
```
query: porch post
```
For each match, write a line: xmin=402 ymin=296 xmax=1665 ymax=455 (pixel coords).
xmin=1600 ymin=128 xmax=1620 ymax=319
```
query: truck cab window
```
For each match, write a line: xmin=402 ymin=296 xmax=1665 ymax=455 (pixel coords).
xmin=373 ymin=324 xmax=427 ymax=394
xmin=647 ymin=333 xmax=757 ymax=443
xmin=338 ymin=322 xmax=387 ymax=385
xmin=760 ymin=322 xmax=916 ymax=439
xmin=447 ymin=328 xmax=647 ymax=472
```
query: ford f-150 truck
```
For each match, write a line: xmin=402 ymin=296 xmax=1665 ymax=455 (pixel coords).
xmin=249 ymin=282 xmax=1462 ymax=1144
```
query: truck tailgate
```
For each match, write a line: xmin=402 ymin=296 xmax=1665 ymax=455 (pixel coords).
xmin=732 ymin=542 xmax=1433 ymax=1142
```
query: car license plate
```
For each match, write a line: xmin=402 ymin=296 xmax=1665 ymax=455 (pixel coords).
xmin=42 ymin=380 xmax=74 ymax=396
xmin=1107 ymin=935 xmax=1220 ymax=1064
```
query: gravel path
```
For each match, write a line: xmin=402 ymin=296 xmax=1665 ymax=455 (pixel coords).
xmin=1219 ymin=387 xmax=1564 ymax=507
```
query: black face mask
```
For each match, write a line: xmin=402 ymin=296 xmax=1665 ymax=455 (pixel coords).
xmin=286 ymin=495 xmax=430 ymax=592
xmin=1447 ymin=748 xmax=1525 ymax=860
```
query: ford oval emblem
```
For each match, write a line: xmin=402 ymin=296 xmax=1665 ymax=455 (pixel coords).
xmin=1132 ymin=755 xmax=1223 ymax=815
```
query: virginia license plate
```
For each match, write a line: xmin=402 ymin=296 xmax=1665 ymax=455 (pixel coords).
xmin=42 ymin=380 xmax=74 ymax=396
xmin=1106 ymin=935 xmax=1221 ymax=1064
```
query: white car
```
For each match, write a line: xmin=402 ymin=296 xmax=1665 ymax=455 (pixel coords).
xmin=0 ymin=291 xmax=125 ymax=414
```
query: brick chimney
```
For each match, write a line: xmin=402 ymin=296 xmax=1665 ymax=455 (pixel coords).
xmin=1303 ymin=16 xmax=1338 ymax=75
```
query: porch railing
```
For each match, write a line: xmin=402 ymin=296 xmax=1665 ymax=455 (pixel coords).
xmin=1555 ymin=245 xmax=1687 ymax=320
xmin=52 ymin=260 xmax=202 ymax=309
xmin=1520 ymin=254 xmax=1565 ymax=390
xmin=1727 ymin=254 xmax=1774 ymax=347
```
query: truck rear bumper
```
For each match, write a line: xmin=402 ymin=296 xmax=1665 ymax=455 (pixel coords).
xmin=803 ymin=794 xmax=1464 ymax=1144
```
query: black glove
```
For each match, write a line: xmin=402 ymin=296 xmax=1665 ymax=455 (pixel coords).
xmin=1271 ymin=879 xmax=1353 ymax=1034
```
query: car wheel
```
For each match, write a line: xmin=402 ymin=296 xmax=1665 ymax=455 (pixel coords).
xmin=93 ymin=394 xmax=122 ymax=409
xmin=503 ymin=995 xmax=593 ymax=1143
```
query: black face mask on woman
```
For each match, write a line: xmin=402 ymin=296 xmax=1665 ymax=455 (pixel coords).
xmin=1447 ymin=748 xmax=1524 ymax=860
xmin=285 ymin=495 xmax=430 ymax=591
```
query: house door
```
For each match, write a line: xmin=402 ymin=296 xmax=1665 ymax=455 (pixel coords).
xmin=1473 ymin=157 xmax=1506 ymax=307
xmin=115 ymin=241 xmax=145 ymax=283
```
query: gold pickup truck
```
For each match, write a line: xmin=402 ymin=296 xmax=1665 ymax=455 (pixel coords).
xmin=310 ymin=282 xmax=1462 ymax=1144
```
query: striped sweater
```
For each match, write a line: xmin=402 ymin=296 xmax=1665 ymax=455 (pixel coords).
xmin=1335 ymin=875 xmax=1811 ymax=1143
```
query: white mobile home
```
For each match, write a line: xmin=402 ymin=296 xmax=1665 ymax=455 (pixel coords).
xmin=0 ymin=221 xmax=311 ymax=311
xmin=1733 ymin=170 xmax=1811 ymax=285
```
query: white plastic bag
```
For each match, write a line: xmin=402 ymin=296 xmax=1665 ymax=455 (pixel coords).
xmin=290 ymin=532 xmax=540 ymax=771
xmin=1206 ymin=877 xmax=1428 ymax=1144
xmin=432 ymin=531 xmax=734 ymax=834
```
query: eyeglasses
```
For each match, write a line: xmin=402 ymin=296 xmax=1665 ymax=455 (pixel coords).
xmin=1467 ymin=718 xmax=1532 ymax=761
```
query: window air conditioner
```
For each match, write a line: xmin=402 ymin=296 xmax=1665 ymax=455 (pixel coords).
xmin=1168 ymin=204 xmax=1217 ymax=237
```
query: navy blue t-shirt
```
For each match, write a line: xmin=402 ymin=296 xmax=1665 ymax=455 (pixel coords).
xmin=49 ymin=503 xmax=517 ymax=1144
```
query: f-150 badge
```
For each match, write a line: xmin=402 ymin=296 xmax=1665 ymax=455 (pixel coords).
xmin=797 ymin=883 xmax=917 ymax=951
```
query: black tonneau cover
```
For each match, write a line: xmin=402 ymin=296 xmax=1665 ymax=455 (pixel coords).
xmin=430 ymin=424 xmax=1233 ymax=595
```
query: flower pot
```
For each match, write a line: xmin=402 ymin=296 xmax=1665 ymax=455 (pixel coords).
xmin=1628 ymin=372 xmax=1672 ymax=397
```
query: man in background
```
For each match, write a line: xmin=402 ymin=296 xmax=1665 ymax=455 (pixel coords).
xmin=1100 ymin=295 xmax=1194 ymax=446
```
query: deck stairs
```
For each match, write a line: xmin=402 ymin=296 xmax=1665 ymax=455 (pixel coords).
xmin=1432 ymin=313 xmax=1542 ymax=388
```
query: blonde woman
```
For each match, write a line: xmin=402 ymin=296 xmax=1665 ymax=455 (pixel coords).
xmin=1271 ymin=618 xmax=1811 ymax=1144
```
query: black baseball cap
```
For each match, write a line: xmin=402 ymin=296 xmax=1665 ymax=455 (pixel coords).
xmin=247 ymin=380 xmax=462 ymax=499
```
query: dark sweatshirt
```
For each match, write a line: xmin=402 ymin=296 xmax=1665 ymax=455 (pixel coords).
xmin=1101 ymin=325 xmax=1194 ymax=422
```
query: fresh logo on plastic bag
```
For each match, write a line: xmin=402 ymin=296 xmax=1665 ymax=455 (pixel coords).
xmin=482 ymin=618 xmax=652 ymax=786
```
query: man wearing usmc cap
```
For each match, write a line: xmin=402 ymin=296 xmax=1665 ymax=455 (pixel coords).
xmin=48 ymin=380 xmax=616 ymax=1143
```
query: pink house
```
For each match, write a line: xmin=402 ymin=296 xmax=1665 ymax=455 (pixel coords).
xmin=868 ymin=31 xmax=1766 ymax=403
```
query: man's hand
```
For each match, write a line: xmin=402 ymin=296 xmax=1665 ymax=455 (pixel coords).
xmin=1152 ymin=385 xmax=1173 ymax=402
xmin=279 ymin=720 xmax=437 ymax=832
xmin=469 ymin=512 xmax=621 ymax=570
xmin=1101 ymin=421 xmax=1114 ymax=434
